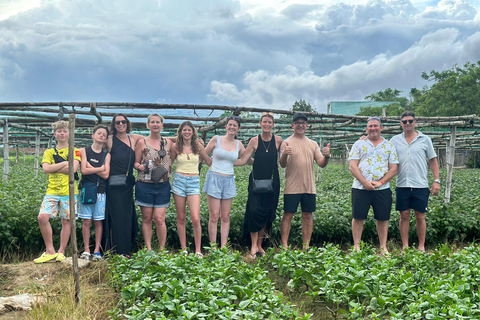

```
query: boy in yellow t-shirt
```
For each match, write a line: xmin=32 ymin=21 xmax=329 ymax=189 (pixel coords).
xmin=34 ymin=121 xmax=81 ymax=264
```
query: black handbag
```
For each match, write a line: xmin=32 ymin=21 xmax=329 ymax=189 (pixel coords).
xmin=108 ymin=136 xmax=134 ymax=188
xmin=252 ymin=178 xmax=274 ymax=193
xmin=251 ymin=135 xmax=275 ymax=193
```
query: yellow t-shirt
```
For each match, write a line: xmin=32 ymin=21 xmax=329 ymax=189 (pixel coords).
xmin=42 ymin=147 xmax=81 ymax=196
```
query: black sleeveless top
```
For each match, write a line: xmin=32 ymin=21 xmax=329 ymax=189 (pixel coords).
xmin=252 ymin=134 xmax=277 ymax=180
xmin=80 ymin=146 xmax=107 ymax=193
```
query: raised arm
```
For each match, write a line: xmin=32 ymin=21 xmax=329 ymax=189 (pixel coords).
xmin=314 ymin=143 xmax=331 ymax=168
xmin=204 ymin=136 xmax=217 ymax=155
xmin=234 ymin=137 xmax=256 ymax=166
xmin=168 ymin=140 xmax=177 ymax=162
xmin=198 ymin=143 xmax=212 ymax=167
xmin=279 ymin=141 xmax=292 ymax=168
xmin=134 ymin=139 xmax=147 ymax=172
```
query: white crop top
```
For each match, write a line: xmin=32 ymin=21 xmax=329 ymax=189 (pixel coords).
xmin=210 ymin=136 xmax=239 ymax=175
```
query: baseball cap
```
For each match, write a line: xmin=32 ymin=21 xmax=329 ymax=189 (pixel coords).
xmin=292 ymin=113 xmax=308 ymax=122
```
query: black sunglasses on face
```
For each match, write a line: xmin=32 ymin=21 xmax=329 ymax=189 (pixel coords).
xmin=401 ymin=119 xmax=414 ymax=124
xmin=115 ymin=120 xmax=127 ymax=125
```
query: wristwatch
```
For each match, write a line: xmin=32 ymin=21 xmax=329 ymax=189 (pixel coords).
xmin=434 ymin=179 xmax=441 ymax=184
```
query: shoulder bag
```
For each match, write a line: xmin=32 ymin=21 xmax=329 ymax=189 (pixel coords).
xmin=252 ymin=135 xmax=275 ymax=193
xmin=108 ymin=136 xmax=133 ymax=188
xmin=81 ymin=150 xmax=106 ymax=204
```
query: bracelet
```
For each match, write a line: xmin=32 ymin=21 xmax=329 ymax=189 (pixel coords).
xmin=380 ymin=180 xmax=384 ymax=185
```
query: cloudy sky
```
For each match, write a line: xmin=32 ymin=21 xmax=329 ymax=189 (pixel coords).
xmin=0 ymin=0 xmax=479 ymax=112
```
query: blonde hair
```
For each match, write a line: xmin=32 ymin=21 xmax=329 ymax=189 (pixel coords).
xmin=146 ymin=113 xmax=164 ymax=128
xmin=51 ymin=120 xmax=69 ymax=132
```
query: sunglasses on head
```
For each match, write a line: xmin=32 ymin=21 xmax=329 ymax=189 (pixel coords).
xmin=401 ymin=119 xmax=414 ymax=124
xmin=115 ymin=120 xmax=127 ymax=125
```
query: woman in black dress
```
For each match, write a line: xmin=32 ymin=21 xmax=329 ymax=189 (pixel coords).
xmin=235 ymin=112 xmax=283 ymax=259
xmin=103 ymin=114 xmax=144 ymax=255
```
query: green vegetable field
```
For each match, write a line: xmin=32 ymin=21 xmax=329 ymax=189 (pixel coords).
xmin=1 ymin=160 xmax=480 ymax=319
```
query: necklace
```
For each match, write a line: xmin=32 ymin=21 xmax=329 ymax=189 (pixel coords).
xmin=260 ymin=135 xmax=273 ymax=153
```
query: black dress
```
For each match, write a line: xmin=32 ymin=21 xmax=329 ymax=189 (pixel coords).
xmin=102 ymin=135 xmax=138 ymax=255
xmin=243 ymin=134 xmax=280 ymax=239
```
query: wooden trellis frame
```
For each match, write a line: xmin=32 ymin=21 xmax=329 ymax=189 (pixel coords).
xmin=2 ymin=102 xmax=480 ymax=203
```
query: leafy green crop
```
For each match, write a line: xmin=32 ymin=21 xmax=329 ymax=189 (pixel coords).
xmin=108 ymin=249 xmax=311 ymax=319
xmin=262 ymin=244 xmax=480 ymax=319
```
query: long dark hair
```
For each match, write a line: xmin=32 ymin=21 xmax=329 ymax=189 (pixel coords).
xmin=110 ymin=113 xmax=132 ymax=135
xmin=176 ymin=121 xmax=199 ymax=155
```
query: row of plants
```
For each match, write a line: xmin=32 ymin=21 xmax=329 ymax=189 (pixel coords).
xmin=108 ymin=248 xmax=311 ymax=319
xmin=260 ymin=244 xmax=480 ymax=319
xmin=1 ymin=161 xmax=480 ymax=256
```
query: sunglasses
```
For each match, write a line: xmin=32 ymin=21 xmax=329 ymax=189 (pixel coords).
xmin=401 ymin=119 xmax=415 ymax=124
xmin=114 ymin=120 xmax=127 ymax=125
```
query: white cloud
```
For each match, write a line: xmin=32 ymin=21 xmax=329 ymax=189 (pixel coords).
xmin=0 ymin=0 xmax=478 ymax=111
xmin=208 ymin=27 xmax=480 ymax=111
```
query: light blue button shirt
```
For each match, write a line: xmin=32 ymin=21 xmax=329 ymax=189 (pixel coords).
xmin=348 ymin=138 xmax=399 ymax=190
xmin=390 ymin=131 xmax=437 ymax=188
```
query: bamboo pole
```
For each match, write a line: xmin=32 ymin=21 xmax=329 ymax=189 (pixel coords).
xmin=68 ymin=114 xmax=81 ymax=304
xmin=445 ymin=127 xmax=456 ymax=203
xmin=3 ymin=120 xmax=9 ymax=181
xmin=34 ymin=132 xmax=41 ymax=176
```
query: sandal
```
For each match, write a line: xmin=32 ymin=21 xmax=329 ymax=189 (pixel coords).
xmin=195 ymin=252 xmax=203 ymax=258
xmin=92 ymin=253 xmax=103 ymax=261
xmin=80 ymin=252 xmax=91 ymax=260
xmin=249 ymin=253 xmax=256 ymax=260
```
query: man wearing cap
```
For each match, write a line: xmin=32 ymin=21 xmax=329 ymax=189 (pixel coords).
xmin=390 ymin=111 xmax=440 ymax=252
xmin=348 ymin=117 xmax=398 ymax=254
xmin=279 ymin=113 xmax=330 ymax=250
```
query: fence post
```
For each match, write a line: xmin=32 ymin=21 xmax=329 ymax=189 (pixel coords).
xmin=68 ymin=114 xmax=81 ymax=304
xmin=34 ymin=132 xmax=41 ymax=176
xmin=445 ymin=126 xmax=456 ymax=203
xmin=3 ymin=119 xmax=9 ymax=181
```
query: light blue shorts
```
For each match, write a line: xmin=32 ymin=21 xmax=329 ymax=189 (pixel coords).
xmin=203 ymin=170 xmax=236 ymax=200
xmin=78 ymin=193 xmax=106 ymax=221
xmin=171 ymin=173 xmax=201 ymax=197
xmin=39 ymin=195 xmax=78 ymax=220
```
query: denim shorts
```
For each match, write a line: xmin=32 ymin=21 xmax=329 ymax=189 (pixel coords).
xmin=171 ymin=173 xmax=200 ymax=197
xmin=203 ymin=170 xmax=236 ymax=200
xmin=39 ymin=194 xmax=78 ymax=220
xmin=135 ymin=181 xmax=171 ymax=208
xmin=78 ymin=193 xmax=106 ymax=220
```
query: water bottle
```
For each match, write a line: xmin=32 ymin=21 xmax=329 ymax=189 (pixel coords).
xmin=144 ymin=160 xmax=152 ymax=180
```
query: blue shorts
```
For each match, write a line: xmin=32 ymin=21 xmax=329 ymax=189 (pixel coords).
xmin=203 ymin=170 xmax=236 ymax=200
xmin=78 ymin=193 xmax=106 ymax=220
xmin=395 ymin=187 xmax=430 ymax=213
xmin=39 ymin=195 xmax=78 ymax=220
xmin=135 ymin=181 xmax=171 ymax=208
xmin=171 ymin=173 xmax=200 ymax=197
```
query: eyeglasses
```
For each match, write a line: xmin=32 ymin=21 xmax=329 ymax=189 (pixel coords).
xmin=114 ymin=120 xmax=127 ymax=125
xmin=401 ymin=119 xmax=415 ymax=124
xmin=294 ymin=121 xmax=307 ymax=126
xmin=367 ymin=116 xmax=380 ymax=122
